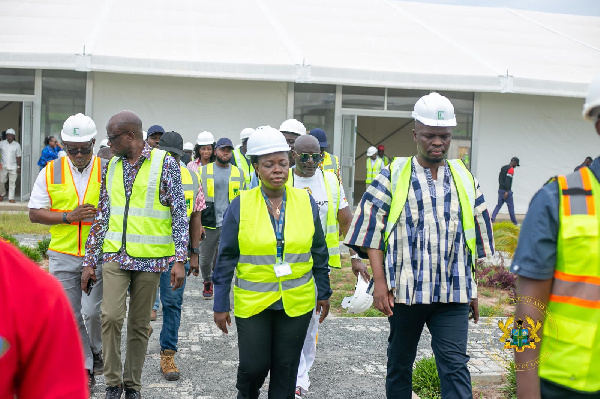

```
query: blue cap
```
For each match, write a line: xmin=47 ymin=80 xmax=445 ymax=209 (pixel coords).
xmin=216 ymin=137 xmax=234 ymax=149
xmin=309 ymin=128 xmax=328 ymax=148
xmin=147 ymin=125 xmax=165 ymax=135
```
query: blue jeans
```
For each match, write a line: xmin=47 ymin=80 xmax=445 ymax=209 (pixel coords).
xmin=153 ymin=288 xmax=160 ymax=311
xmin=491 ymin=189 xmax=518 ymax=224
xmin=159 ymin=261 xmax=190 ymax=351
xmin=386 ymin=303 xmax=471 ymax=399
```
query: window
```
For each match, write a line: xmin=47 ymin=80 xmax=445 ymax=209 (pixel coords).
xmin=0 ymin=68 xmax=35 ymax=95
xmin=41 ymin=70 xmax=86 ymax=143
xmin=342 ymin=86 xmax=385 ymax=110
xmin=293 ymin=83 xmax=336 ymax=149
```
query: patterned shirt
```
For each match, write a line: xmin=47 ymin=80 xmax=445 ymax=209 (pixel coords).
xmin=82 ymin=143 xmax=189 ymax=273
xmin=344 ymin=157 xmax=494 ymax=305
xmin=187 ymin=158 xmax=209 ymax=174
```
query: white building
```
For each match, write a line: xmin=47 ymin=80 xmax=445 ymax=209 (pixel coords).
xmin=1 ymin=0 xmax=598 ymax=213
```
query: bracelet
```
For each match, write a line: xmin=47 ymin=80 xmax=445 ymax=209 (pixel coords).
xmin=350 ymin=254 xmax=361 ymax=260
xmin=63 ymin=212 xmax=69 ymax=224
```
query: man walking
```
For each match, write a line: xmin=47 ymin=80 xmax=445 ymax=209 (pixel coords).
xmin=345 ymin=92 xmax=494 ymax=398
xmin=146 ymin=124 xmax=165 ymax=148
xmin=291 ymin=135 xmax=369 ymax=398
xmin=309 ymin=128 xmax=341 ymax=180
xmin=28 ymin=113 xmax=105 ymax=391
xmin=365 ymin=145 xmax=386 ymax=185
xmin=198 ymin=137 xmax=245 ymax=299
xmin=491 ymin=157 xmax=520 ymax=225
xmin=232 ymin=127 xmax=254 ymax=187
xmin=510 ymin=75 xmax=600 ymax=398
xmin=81 ymin=111 xmax=188 ymax=399
xmin=0 ymin=128 xmax=22 ymax=203
xmin=279 ymin=118 xmax=306 ymax=166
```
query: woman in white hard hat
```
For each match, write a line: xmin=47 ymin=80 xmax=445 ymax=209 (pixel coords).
xmin=212 ymin=126 xmax=332 ymax=399
xmin=187 ymin=131 xmax=215 ymax=173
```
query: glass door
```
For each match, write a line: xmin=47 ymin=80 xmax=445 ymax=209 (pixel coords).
xmin=341 ymin=114 xmax=357 ymax=206
xmin=20 ymin=101 xmax=32 ymax=201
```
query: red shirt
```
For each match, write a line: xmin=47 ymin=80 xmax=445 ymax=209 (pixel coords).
xmin=0 ymin=241 xmax=88 ymax=399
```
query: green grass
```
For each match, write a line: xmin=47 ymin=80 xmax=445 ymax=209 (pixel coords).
xmin=501 ymin=360 xmax=517 ymax=399
xmin=413 ymin=356 xmax=441 ymax=399
xmin=0 ymin=212 xmax=50 ymax=235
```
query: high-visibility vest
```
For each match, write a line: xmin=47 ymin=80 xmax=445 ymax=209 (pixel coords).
xmin=232 ymin=147 xmax=251 ymax=186
xmin=46 ymin=156 xmax=103 ymax=256
xmin=235 ymin=187 xmax=316 ymax=318
xmin=384 ymin=157 xmax=477 ymax=259
xmin=538 ymin=167 xmax=600 ymax=392
xmin=366 ymin=157 xmax=385 ymax=184
xmin=103 ymin=149 xmax=175 ymax=258
xmin=321 ymin=151 xmax=340 ymax=180
xmin=181 ymin=166 xmax=199 ymax=219
xmin=292 ymin=170 xmax=341 ymax=268
xmin=199 ymin=163 xmax=244 ymax=228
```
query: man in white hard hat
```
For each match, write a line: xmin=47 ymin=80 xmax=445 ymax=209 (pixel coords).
xmin=28 ymin=113 xmax=105 ymax=392
xmin=365 ymin=144 xmax=389 ymax=186
xmin=232 ymin=127 xmax=255 ymax=187
xmin=510 ymin=74 xmax=600 ymax=398
xmin=279 ymin=119 xmax=306 ymax=166
xmin=345 ymin=92 xmax=494 ymax=398
xmin=0 ymin=128 xmax=22 ymax=202
xmin=290 ymin=135 xmax=370 ymax=398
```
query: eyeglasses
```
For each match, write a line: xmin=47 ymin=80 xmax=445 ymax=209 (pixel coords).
xmin=106 ymin=131 xmax=131 ymax=143
xmin=297 ymin=153 xmax=322 ymax=163
xmin=65 ymin=145 xmax=93 ymax=155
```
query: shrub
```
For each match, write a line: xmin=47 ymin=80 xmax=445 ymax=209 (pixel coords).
xmin=501 ymin=360 xmax=517 ymax=399
xmin=35 ymin=237 xmax=51 ymax=258
xmin=477 ymin=264 xmax=517 ymax=291
xmin=493 ymin=222 xmax=521 ymax=258
xmin=413 ymin=356 xmax=441 ymax=399
xmin=0 ymin=231 xmax=18 ymax=246
xmin=478 ymin=304 xmax=498 ymax=317
xmin=18 ymin=244 xmax=42 ymax=263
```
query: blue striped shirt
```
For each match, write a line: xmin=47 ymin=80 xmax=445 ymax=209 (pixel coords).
xmin=344 ymin=157 xmax=494 ymax=305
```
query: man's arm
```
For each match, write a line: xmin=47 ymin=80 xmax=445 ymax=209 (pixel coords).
xmin=338 ymin=206 xmax=370 ymax=281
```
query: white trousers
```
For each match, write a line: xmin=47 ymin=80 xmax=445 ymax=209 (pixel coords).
xmin=0 ymin=167 xmax=17 ymax=200
xmin=296 ymin=307 xmax=320 ymax=390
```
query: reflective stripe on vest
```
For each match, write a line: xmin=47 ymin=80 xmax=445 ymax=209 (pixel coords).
xmin=384 ymin=157 xmax=477 ymax=259
xmin=366 ymin=157 xmax=384 ymax=184
xmin=233 ymin=147 xmax=251 ymax=186
xmin=103 ymin=149 xmax=175 ymax=257
xmin=46 ymin=156 xmax=103 ymax=256
xmin=200 ymin=163 xmax=244 ymax=203
xmin=322 ymin=170 xmax=341 ymax=267
xmin=235 ymin=187 xmax=316 ymax=318
xmin=181 ymin=166 xmax=199 ymax=219
xmin=539 ymin=167 xmax=600 ymax=392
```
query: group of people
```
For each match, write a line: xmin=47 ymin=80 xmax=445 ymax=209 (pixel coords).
xmin=4 ymin=80 xmax=598 ymax=399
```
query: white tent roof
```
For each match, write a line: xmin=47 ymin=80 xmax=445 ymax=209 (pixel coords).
xmin=1 ymin=0 xmax=599 ymax=97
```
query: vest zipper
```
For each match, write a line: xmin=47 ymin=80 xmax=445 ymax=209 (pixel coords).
xmin=122 ymin=195 xmax=131 ymax=251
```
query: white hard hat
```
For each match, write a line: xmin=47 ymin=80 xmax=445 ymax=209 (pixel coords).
xmin=5 ymin=128 xmax=15 ymax=136
xmin=143 ymin=130 xmax=147 ymax=140
xmin=246 ymin=126 xmax=290 ymax=156
xmin=412 ymin=92 xmax=457 ymax=127
xmin=366 ymin=146 xmax=377 ymax=157
xmin=341 ymin=275 xmax=374 ymax=314
xmin=183 ymin=141 xmax=194 ymax=151
xmin=99 ymin=138 xmax=109 ymax=148
xmin=583 ymin=73 xmax=600 ymax=121
xmin=279 ymin=119 xmax=306 ymax=136
xmin=61 ymin=113 xmax=97 ymax=143
xmin=197 ymin=131 xmax=215 ymax=146
xmin=240 ymin=128 xmax=255 ymax=141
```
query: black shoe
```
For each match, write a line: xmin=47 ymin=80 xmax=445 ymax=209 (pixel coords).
xmin=105 ymin=385 xmax=123 ymax=399
xmin=93 ymin=351 xmax=104 ymax=375
xmin=124 ymin=388 xmax=142 ymax=399
xmin=88 ymin=370 xmax=96 ymax=392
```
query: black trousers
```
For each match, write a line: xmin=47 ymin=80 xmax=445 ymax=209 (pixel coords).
xmin=235 ymin=309 xmax=312 ymax=399
xmin=386 ymin=302 xmax=472 ymax=399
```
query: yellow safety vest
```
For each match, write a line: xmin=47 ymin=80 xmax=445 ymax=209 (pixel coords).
xmin=103 ymin=149 xmax=175 ymax=258
xmin=181 ymin=166 xmax=199 ymax=219
xmin=199 ymin=163 xmax=244 ymax=228
xmin=320 ymin=151 xmax=340 ymax=180
xmin=46 ymin=156 xmax=103 ymax=257
xmin=538 ymin=167 xmax=600 ymax=392
xmin=232 ymin=147 xmax=251 ymax=186
xmin=366 ymin=157 xmax=385 ymax=184
xmin=235 ymin=187 xmax=316 ymax=318
xmin=384 ymin=157 xmax=477 ymax=259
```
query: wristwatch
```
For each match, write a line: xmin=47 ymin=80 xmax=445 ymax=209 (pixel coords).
xmin=191 ymin=247 xmax=200 ymax=254
xmin=62 ymin=212 xmax=69 ymax=224
xmin=350 ymin=254 xmax=361 ymax=261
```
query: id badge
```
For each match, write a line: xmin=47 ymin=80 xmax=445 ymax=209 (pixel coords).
xmin=274 ymin=261 xmax=292 ymax=277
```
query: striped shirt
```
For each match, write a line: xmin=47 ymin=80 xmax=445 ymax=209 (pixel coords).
xmin=344 ymin=157 xmax=494 ymax=305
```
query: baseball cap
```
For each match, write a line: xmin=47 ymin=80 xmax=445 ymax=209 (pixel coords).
xmin=511 ymin=157 xmax=520 ymax=167
xmin=147 ymin=125 xmax=165 ymax=136
xmin=309 ymin=128 xmax=328 ymax=148
xmin=159 ymin=131 xmax=183 ymax=156
xmin=5 ymin=128 xmax=15 ymax=136
xmin=216 ymin=137 xmax=234 ymax=149
xmin=377 ymin=144 xmax=385 ymax=151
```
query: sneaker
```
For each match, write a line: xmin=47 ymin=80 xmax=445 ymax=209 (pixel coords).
xmin=124 ymin=388 xmax=142 ymax=399
xmin=93 ymin=351 xmax=104 ymax=375
xmin=202 ymin=281 xmax=213 ymax=300
xmin=105 ymin=385 xmax=123 ymax=399
xmin=88 ymin=369 xmax=95 ymax=392
xmin=151 ymin=309 xmax=157 ymax=321
xmin=295 ymin=386 xmax=306 ymax=398
xmin=160 ymin=349 xmax=181 ymax=381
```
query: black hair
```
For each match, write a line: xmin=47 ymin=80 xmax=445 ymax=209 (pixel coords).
xmin=194 ymin=143 xmax=216 ymax=163
xmin=250 ymin=155 xmax=259 ymax=165
xmin=44 ymin=135 xmax=56 ymax=146
xmin=586 ymin=156 xmax=593 ymax=162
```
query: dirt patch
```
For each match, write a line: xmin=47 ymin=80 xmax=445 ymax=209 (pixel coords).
xmin=473 ymin=383 xmax=509 ymax=399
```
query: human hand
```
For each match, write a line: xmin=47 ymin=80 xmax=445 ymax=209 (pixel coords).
xmin=81 ymin=266 xmax=97 ymax=293
xmin=68 ymin=204 xmax=97 ymax=223
xmin=188 ymin=254 xmax=199 ymax=276
xmin=503 ymin=191 xmax=509 ymax=199
xmin=170 ymin=262 xmax=185 ymax=290
xmin=214 ymin=311 xmax=231 ymax=334
xmin=316 ymin=299 xmax=330 ymax=323
xmin=351 ymin=258 xmax=370 ymax=282
xmin=469 ymin=298 xmax=479 ymax=324
xmin=373 ymin=282 xmax=394 ymax=317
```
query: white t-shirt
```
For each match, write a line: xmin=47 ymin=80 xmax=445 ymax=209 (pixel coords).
xmin=293 ymin=170 xmax=348 ymax=234
xmin=0 ymin=141 xmax=22 ymax=169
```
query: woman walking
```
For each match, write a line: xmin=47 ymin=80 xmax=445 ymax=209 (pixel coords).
xmin=212 ymin=126 xmax=331 ymax=399
xmin=37 ymin=135 xmax=62 ymax=169
xmin=187 ymin=131 xmax=215 ymax=173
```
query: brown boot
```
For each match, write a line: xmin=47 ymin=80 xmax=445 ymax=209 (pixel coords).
xmin=160 ymin=349 xmax=180 ymax=381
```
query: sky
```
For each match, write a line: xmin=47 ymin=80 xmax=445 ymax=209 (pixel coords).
xmin=398 ymin=0 xmax=600 ymax=17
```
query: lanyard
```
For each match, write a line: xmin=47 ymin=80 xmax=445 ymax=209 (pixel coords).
xmin=261 ymin=188 xmax=286 ymax=261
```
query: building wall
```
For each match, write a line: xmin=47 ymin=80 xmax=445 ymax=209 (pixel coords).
xmin=475 ymin=92 xmax=593 ymax=215
xmin=91 ymin=73 xmax=288 ymax=147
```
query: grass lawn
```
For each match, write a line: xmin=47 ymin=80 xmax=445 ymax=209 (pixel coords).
xmin=0 ymin=211 xmax=50 ymax=235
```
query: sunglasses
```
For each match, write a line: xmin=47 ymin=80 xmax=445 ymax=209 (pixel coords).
xmin=297 ymin=153 xmax=322 ymax=163
xmin=65 ymin=146 xmax=93 ymax=155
